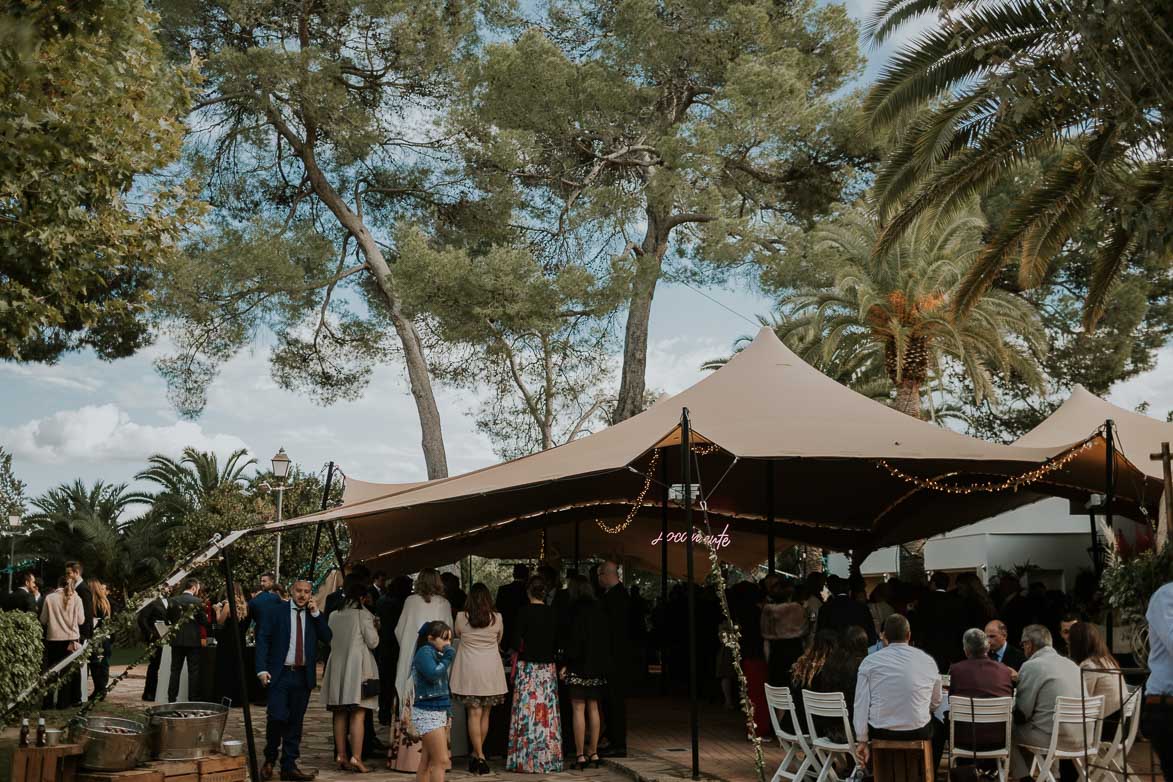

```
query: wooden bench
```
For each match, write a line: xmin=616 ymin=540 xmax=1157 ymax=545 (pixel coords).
xmin=871 ymin=739 xmax=933 ymax=782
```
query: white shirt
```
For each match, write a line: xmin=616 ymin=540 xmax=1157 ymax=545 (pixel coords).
xmin=284 ymin=601 xmax=321 ymax=666
xmin=853 ymin=642 xmax=942 ymax=742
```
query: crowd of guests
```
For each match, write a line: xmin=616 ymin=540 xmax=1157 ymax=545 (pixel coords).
xmin=4 ymin=562 xmax=113 ymax=709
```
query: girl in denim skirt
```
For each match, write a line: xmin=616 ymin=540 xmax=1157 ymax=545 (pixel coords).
xmin=412 ymin=621 xmax=457 ymax=782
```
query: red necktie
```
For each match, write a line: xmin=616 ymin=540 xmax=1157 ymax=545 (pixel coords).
xmin=294 ymin=609 xmax=304 ymax=666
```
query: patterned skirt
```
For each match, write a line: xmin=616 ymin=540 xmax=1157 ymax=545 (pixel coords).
xmin=507 ymin=662 xmax=563 ymax=773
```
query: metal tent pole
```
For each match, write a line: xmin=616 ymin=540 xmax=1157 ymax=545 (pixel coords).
xmin=1105 ymin=419 xmax=1116 ymax=648
xmin=660 ymin=451 xmax=669 ymax=696
xmin=307 ymin=461 xmax=334 ymax=579
xmin=766 ymin=461 xmax=775 ymax=574
xmin=681 ymin=408 xmax=699 ymax=780
xmin=325 ymin=519 xmax=347 ymax=575
xmin=221 ymin=545 xmax=261 ymax=782
xmin=574 ymin=520 xmax=581 ymax=572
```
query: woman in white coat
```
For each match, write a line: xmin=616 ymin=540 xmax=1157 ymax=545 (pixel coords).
xmin=322 ymin=581 xmax=380 ymax=773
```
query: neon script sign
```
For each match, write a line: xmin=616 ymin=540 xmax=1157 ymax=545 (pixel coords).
xmin=651 ymin=523 xmax=732 ymax=551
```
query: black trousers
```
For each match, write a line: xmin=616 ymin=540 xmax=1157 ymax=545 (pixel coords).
xmin=43 ymin=640 xmax=78 ymax=710
xmin=1141 ymin=698 xmax=1173 ymax=781
xmin=871 ymin=720 xmax=944 ymax=782
xmin=143 ymin=645 xmax=163 ymax=700
xmin=89 ymin=638 xmax=112 ymax=700
xmin=603 ymin=679 xmax=627 ymax=751
xmin=168 ymin=645 xmax=201 ymax=702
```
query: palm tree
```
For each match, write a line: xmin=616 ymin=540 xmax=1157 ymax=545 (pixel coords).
xmin=863 ymin=0 xmax=1172 ymax=327
xmin=26 ymin=480 xmax=146 ymax=585
xmin=768 ymin=207 xmax=1047 ymax=419
xmin=136 ymin=447 xmax=255 ymax=520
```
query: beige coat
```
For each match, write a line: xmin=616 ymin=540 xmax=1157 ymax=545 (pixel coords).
xmin=41 ymin=589 xmax=84 ymax=642
xmin=1080 ymin=657 xmax=1124 ymax=718
xmin=321 ymin=606 xmax=379 ymax=709
xmin=450 ymin=611 xmax=507 ymax=697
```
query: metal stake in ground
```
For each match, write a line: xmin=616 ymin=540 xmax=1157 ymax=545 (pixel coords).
xmin=222 ymin=546 xmax=261 ymax=782
xmin=681 ymin=407 xmax=699 ymax=780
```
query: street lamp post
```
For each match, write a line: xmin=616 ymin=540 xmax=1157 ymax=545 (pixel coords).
xmin=268 ymin=448 xmax=292 ymax=584
xmin=7 ymin=515 xmax=23 ymax=592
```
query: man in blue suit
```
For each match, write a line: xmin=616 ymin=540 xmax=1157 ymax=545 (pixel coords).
xmin=255 ymin=580 xmax=331 ymax=781
xmin=246 ymin=572 xmax=281 ymax=631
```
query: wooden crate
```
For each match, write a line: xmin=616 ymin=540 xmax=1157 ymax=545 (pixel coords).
xmin=10 ymin=744 xmax=84 ymax=782
xmin=142 ymin=760 xmax=199 ymax=782
xmin=197 ymin=755 xmax=245 ymax=782
xmin=871 ymin=738 xmax=933 ymax=782
xmin=76 ymin=769 xmax=165 ymax=782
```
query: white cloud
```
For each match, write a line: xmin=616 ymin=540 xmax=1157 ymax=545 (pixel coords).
xmin=0 ymin=363 xmax=104 ymax=392
xmin=1 ymin=404 xmax=251 ymax=465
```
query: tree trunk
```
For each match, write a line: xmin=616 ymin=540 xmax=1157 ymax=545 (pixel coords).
xmin=612 ymin=206 xmax=668 ymax=424
xmin=892 ymin=380 xmax=923 ymax=418
xmin=298 ymin=146 xmax=449 ymax=479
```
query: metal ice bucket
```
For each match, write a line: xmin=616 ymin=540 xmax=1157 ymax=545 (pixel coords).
xmin=145 ymin=701 xmax=230 ymax=760
xmin=72 ymin=716 xmax=148 ymax=771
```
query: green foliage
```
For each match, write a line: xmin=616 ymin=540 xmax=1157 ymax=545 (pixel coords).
xmin=26 ymin=480 xmax=162 ymax=592
xmin=0 ymin=0 xmax=203 ymax=362
xmin=0 ymin=445 xmax=25 ymax=519
xmin=454 ymin=0 xmax=877 ymax=421
xmin=755 ymin=204 xmax=1047 ymax=417
xmin=136 ymin=446 xmax=255 ymax=522
xmin=0 ymin=611 xmax=44 ymax=716
xmin=864 ymin=0 xmax=1172 ymax=327
xmin=1101 ymin=543 xmax=1173 ymax=628
xmin=396 ymin=226 xmax=621 ymax=456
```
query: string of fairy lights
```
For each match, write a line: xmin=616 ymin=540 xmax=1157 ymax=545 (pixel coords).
xmin=596 ymin=443 xmax=723 ymax=534
xmin=876 ymin=437 xmax=1095 ymax=494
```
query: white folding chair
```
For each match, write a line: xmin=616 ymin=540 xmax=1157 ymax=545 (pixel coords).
xmin=764 ymin=685 xmax=815 ymax=782
xmin=801 ymin=690 xmax=859 ymax=782
xmin=947 ymin=695 xmax=1014 ymax=782
xmin=1092 ymin=685 xmax=1143 ymax=782
xmin=1020 ymin=695 xmax=1104 ymax=782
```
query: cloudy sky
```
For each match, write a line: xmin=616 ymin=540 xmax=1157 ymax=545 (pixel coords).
xmin=3 ymin=0 xmax=1171 ymax=504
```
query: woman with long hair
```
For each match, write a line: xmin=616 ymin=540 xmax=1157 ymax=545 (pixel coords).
xmin=561 ymin=574 xmax=610 ymax=770
xmin=788 ymin=629 xmax=840 ymax=734
xmin=41 ymin=575 xmax=84 ymax=709
xmin=214 ymin=583 xmax=250 ymax=706
xmin=87 ymin=579 xmax=112 ymax=699
xmin=450 ymin=583 xmax=506 ymax=775
xmin=1068 ymin=621 xmax=1124 ymax=738
xmin=322 ymin=580 xmax=381 ymax=773
xmin=413 ymin=621 xmax=457 ymax=782
xmin=506 ymin=576 xmax=563 ymax=773
xmin=761 ymin=581 xmax=807 ymax=687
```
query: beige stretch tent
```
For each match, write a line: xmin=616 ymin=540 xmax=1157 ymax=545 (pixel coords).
xmin=267 ymin=329 xmax=1157 ymax=573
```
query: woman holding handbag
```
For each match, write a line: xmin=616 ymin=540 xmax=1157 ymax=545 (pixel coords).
xmin=322 ymin=581 xmax=381 ymax=772
xmin=41 ymin=575 xmax=84 ymax=709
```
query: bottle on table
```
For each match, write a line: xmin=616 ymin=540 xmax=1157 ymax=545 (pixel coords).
xmin=35 ymin=717 xmax=46 ymax=747
xmin=19 ymin=718 xmax=30 ymax=747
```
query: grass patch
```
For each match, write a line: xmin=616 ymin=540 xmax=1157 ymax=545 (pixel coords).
xmin=109 ymin=645 xmax=147 ymax=666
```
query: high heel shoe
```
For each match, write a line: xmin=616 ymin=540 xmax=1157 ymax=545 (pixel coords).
xmin=348 ymin=757 xmax=372 ymax=774
xmin=574 ymin=755 xmax=588 ymax=771
xmin=468 ymin=757 xmax=479 ymax=773
xmin=335 ymin=756 xmax=349 ymax=771
xmin=589 ymin=753 xmax=602 ymax=768
xmin=477 ymin=757 xmax=491 ymax=775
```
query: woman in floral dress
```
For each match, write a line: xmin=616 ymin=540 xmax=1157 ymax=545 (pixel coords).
xmin=506 ymin=576 xmax=562 ymax=773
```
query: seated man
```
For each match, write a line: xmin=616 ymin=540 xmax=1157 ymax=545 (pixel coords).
xmin=943 ymin=628 xmax=1014 ymax=764
xmin=1010 ymin=624 xmax=1084 ymax=780
xmin=854 ymin=614 xmax=943 ymax=772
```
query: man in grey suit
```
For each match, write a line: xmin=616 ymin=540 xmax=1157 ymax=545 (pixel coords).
xmin=1010 ymin=624 xmax=1085 ymax=778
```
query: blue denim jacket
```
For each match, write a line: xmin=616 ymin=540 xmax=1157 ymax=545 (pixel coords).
xmin=412 ymin=644 xmax=456 ymax=708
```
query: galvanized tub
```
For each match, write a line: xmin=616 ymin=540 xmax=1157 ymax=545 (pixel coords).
xmin=146 ymin=701 xmax=230 ymax=760
xmin=72 ymin=716 xmax=148 ymax=771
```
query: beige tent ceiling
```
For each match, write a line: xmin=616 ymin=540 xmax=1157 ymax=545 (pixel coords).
xmin=265 ymin=329 xmax=1156 ymax=571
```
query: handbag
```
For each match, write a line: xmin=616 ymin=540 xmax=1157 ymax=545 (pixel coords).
xmin=362 ymin=679 xmax=381 ymax=698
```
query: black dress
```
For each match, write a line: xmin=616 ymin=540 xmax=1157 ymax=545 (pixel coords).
xmin=214 ymin=617 xmax=246 ymax=706
xmin=564 ymin=599 xmax=611 ymax=700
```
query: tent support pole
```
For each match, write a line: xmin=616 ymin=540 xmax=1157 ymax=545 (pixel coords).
xmin=325 ymin=519 xmax=346 ymax=575
xmin=1104 ymin=419 xmax=1116 ymax=648
xmin=660 ymin=450 xmax=669 ymax=695
xmin=307 ymin=461 xmax=335 ymax=580
xmin=574 ymin=520 xmax=580 ymax=572
xmin=221 ymin=545 xmax=261 ymax=782
xmin=766 ymin=461 xmax=775 ymax=574
xmin=681 ymin=408 xmax=699 ymax=780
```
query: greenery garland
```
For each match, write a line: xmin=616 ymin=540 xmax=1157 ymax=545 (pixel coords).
xmin=2 ymin=588 xmax=198 ymax=726
xmin=694 ymin=505 xmax=767 ymax=782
